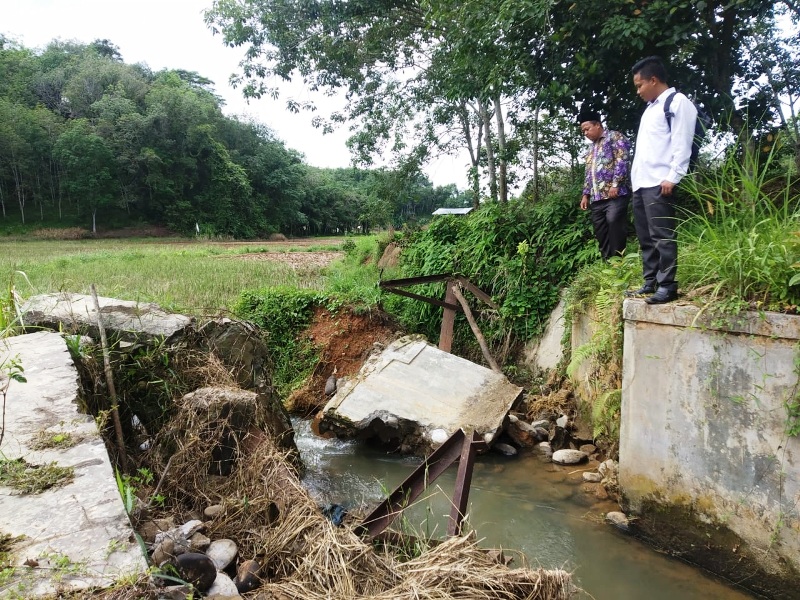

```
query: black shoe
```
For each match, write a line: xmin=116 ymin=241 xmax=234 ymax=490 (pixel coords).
xmin=645 ymin=288 xmax=678 ymax=304
xmin=625 ymin=284 xmax=656 ymax=297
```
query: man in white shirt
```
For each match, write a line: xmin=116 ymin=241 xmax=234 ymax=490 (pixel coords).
xmin=628 ymin=56 xmax=696 ymax=304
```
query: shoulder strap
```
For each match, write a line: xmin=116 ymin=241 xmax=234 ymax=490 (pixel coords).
xmin=663 ymin=91 xmax=678 ymax=132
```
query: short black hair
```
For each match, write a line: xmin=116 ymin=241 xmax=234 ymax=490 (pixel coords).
xmin=631 ymin=56 xmax=668 ymax=83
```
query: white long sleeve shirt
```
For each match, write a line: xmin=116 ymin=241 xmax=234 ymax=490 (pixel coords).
xmin=631 ymin=87 xmax=697 ymax=191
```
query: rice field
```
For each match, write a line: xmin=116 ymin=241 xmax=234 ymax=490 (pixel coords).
xmin=0 ymin=237 xmax=348 ymax=315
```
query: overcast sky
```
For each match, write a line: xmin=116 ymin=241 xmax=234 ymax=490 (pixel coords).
xmin=1 ymin=0 xmax=465 ymax=187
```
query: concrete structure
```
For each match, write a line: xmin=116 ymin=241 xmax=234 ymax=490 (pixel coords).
xmin=0 ymin=332 xmax=147 ymax=597
xmin=618 ymin=298 xmax=800 ymax=594
xmin=22 ymin=292 xmax=194 ymax=344
xmin=523 ymin=295 xmax=566 ymax=372
xmin=319 ymin=335 xmax=522 ymax=453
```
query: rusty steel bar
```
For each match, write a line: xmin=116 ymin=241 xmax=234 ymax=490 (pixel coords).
xmin=447 ymin=431 xmax=481 ymax=536
xmin=382 ymin=286 xmax=460 ymax=311
xmin=438 ymin=283 xmax=458 ymax=352
xmin=379 ymin=274 xmax=452 ymax=287
xmin=356 ymin=429 xmax=467 ymax=539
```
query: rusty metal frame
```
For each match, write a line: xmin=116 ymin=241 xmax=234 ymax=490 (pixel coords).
xmin=378 ymin=273 xmax=498 ymax=355
xmin=356 ymin=429 xmax=482 ymax=539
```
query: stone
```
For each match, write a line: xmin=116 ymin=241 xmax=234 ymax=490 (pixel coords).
xmin=174 ymin=552 xmax=218 ymax=592
xmin=506 ymin=415 xmax=538 ymax=448
xmin=598 ymin=458 xmax=617 ymax=479
xmin=139 ymin=520 xmax=164 ymax=544
xmin=204 ymin=504 xmax=225 ymax=519
xmin=235 ymin=559 xmax=264 ymax=593
xmin=550 ymin=425 xmax=571 ymax=450
xmin=151 ymin=537 xmax=175 ymax=566
xmin=536 ymin=441 xmax=553 ymax=456
xmin=207 ymin=539 xmax=238 ymax=571
xmin=582 ymin=472 xmax=603 ymax=483
xmin=532 ymin=427 xmax=550 ymax=442
xmin=530 ymin=419 xmax=550 ymax=430
xmin=556 ymin=414 xmax=569 ymax=428
xmin=206 ymin=571 xmax=240 ymax=597
xmin=199 ymin=318 xmax=270 ymax=391
xmin=552 ymin=449 xmax=588 ymax=465
xmin=190 ymin=532 xmax=212 ymax=552
xmin=179 ymin=387 xmax=297 ymax=475
xmin=606 ymin=511 xmax=629 ymax=530
xmin=178 ymin=520 xmax=205 ymax=538
xmin=162 ymin=584 xmax=194 ymax=600
xmin=429 ymin=428 xmax=449 ymax=445
xmin=494 ymin=442 xmax=517 ymax=457
xmin=579 ymin=444 xmax=597 ymax=455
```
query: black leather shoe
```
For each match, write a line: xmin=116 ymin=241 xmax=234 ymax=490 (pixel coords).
xmin=625 ymin=284 xmax=656 ymax=297
xmin=645 ymin=288 xmax=678 ymax=304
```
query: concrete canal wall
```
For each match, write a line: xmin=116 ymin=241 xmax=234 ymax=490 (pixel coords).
xmin=569 ymin=298 xmax=800 ymax=597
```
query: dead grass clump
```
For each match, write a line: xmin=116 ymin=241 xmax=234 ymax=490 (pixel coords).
xmin=32 ymin=228 xmax=90 ymax=240
xmin=142 ymin=395 xmax=573 ymax=599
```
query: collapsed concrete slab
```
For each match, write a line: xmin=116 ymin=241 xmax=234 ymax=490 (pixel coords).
xmin=0 ymin=331 xmax=147 ymax=597
xmin=318 ymin=335 xmax=523 ymax=453
xmin=22 ymin=292 xmax=194 ymax=344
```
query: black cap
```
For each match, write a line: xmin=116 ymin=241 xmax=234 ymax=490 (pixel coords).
xmin=577 ymin=109 xmax=602 ymax=124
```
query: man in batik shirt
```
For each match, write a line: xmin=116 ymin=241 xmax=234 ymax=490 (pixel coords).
xmin=578 ymin=109 xmax=632 ymax=260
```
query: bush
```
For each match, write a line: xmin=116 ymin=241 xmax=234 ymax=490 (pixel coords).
xmin=234 ymin=287 xmax=324 ymax=397
xmin=384 ymin=176 xmax=598 ymax=360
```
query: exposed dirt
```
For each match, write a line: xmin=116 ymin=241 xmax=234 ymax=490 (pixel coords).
xmin=286 ymin=307 xmax=399 ymax=415
xmin=232 ymin=251 xmax=345 ymax=268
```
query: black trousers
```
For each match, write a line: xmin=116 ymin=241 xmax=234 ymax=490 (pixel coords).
xmin=632 ymin=186 xmax=677 ymax=291
xmin=589 ymin=195 xmax=629 ymax=260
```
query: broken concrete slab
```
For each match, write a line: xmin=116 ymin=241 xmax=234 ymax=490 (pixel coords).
xmin=318 ymin=335 xmax=522 ymax=453
xmin=0 ymin=331 xmax=148 ymax=597
xmin=21 ymin=292 xmax=194 ymax=344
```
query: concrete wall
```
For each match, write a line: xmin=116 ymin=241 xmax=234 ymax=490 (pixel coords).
xmin=619 ymin=298 xmax=800 ymax=586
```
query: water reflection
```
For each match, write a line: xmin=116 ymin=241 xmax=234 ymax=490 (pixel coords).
xmin=293 ymin=419 xmax=756 ymax=600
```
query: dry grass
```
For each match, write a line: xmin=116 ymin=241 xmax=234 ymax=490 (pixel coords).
xmin=132 ymin=396 xmax=575 ymax=600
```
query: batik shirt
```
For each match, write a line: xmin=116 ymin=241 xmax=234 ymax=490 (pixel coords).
xmin=582 ymin=130 xmax=632 ymax=202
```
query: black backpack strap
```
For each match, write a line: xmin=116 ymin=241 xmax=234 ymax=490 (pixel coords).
xmin=663 ymin=91 xmax=677 ymax=132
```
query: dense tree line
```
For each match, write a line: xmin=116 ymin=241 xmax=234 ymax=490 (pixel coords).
xmin=206 ymin=0 xmax=800 ymax=203
xmin=0 ymin=37 xmax=464 ymax=237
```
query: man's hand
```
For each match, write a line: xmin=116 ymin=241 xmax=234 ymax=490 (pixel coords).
xmin=660 ymin=181 xmax=676 ymax=196
xmin=580 ymin=196 xmax=589 ymax=210
xmin=608 ymin=186 xmax=619 ymax=198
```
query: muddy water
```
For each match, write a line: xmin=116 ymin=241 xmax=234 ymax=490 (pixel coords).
xmin=294 ymin=419 xmax=757 ymax=600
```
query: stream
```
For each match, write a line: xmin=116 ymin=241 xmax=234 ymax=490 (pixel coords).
xmin=293 ymin=418 xmax=758 ymax=600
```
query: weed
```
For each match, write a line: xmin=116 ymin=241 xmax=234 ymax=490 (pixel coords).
xmin=29 ymin=429 xmax=77 ymax=451
xmin=0 ymin=458 xmax=74 ymax=494
xmin=679 ymin=141 xmax=800 ymax=313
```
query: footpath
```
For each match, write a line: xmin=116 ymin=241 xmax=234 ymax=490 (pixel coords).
xmin=0 ymin=331 xmax=147 ymax=597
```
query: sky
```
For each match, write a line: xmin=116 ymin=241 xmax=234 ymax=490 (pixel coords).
xmin=1 ymin=0 xmax=466 ymax=187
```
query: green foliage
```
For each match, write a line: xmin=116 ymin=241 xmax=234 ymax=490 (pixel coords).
xmin=384 ymin=177 xmax=596 ymax=358
xmin=234 ymin=287 xmax=323 ymax=398
xmin=0 ymin=458 xmax=74 ymax=494
xmin=563 ymin=254 xmax=639 ymax=444
xmin=679 ymin=144 xmax=800 ymax=312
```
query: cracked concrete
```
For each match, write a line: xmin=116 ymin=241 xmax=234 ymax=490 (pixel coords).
xmin=1 ymin=331 xmax=147 ymax=597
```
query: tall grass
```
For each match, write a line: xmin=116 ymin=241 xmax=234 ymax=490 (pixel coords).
xmin=678 ymin=145 xmax=800 ymax=312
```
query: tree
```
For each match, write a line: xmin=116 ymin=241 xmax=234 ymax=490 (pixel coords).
xmin=54 ymin=119 xmax=116 ymax=233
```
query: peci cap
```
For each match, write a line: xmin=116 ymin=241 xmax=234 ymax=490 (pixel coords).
xmin=577 ymin=109 xmax=602 ymax=125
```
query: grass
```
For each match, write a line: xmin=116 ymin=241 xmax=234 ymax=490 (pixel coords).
xmin=0 ymin=237 xmax=356 ymax=315
xmin=678 ymin=146 xmax=800 ymax=313
xmin=0 ymin=457 xmax=74 ymax=494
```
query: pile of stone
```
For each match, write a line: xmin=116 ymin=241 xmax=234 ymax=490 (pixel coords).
xmin=143 ymin=508 xmax=263 ymax=598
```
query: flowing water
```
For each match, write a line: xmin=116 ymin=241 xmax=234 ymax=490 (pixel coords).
xmin=294 ymin=419 xmax=758 ymax=600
